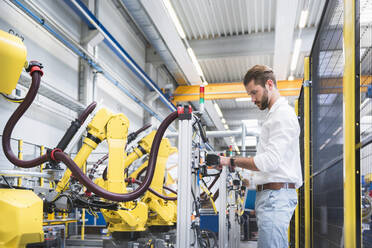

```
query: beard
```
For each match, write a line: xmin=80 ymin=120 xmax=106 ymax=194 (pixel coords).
xmin=257 ymin=89 xmax=269 ymax=110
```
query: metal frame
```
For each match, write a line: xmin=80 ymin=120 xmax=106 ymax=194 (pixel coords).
xmin=218 ymin=166 xmax=228 ymax=248
xmin=176 ymin=117 xmax=193 ymax=248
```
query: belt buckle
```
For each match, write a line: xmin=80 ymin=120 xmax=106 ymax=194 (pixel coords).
xmin=257 ymin=184 xmax=263 ymax=191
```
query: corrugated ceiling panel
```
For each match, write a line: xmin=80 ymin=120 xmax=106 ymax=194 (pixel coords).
xmin=199 ymin=55 xmax=273 ymax=83
xmin=172 ymin=0 xmax=276 ymax=40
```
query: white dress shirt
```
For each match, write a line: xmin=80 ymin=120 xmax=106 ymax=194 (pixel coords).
xmin=253 ymin=97 xmax=303 ymax=188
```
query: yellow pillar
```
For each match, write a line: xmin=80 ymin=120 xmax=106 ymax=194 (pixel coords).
xmin=81 ymin=162 xmax=86 ymax=240
xmin=303 ymin=57 xmax=311 ymax=248
xmin=17 ymin=139 xmax=23 ymax=187
xmin=40 ymin=145 xmax=44 ymax=187
xmin=343 ymin=0 xmax=360 ymax=247
xmin=294 ymin=99 xmax=300 ymax=248
xmin=295 ymin=190 xmax=299 ymax=248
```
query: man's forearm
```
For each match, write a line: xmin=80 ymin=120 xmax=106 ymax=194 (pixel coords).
xmin=235 ymin=157 xmax=259 ymax=171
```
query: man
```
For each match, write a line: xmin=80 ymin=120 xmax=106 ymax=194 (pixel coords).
xmin=212 ymin=65 xmax=302 ymax=247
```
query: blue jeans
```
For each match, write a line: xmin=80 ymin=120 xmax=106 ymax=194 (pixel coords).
xmin=255 ymin=188 xmax=297 ymax=248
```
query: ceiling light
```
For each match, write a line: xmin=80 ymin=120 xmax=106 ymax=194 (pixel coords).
xmin=187 ymin=48 xmax=204 ymax=77
xmin=288 ymin=75 xmax=294 ymax=81
xmin=290 ymin=38 xmax=302 ymax=71
xmin=332 ymin=127 xmax=342 ymax=136
xmin=221 ymin=118 xmax=226 ymax=124
xmin=214 ymin=103 xmax=223 ymax=117
xmin=224 ymin=124 xmax=229 ymax=130
xmin=299 ymin=10 xmax=309 ymax=29
xmin=234 ymin=144 xmax=240 ymax=154
xmin=235 ymin=97 xmax=251 ymax=102
xmin=162 ymin=0 xmax=186 ymax=39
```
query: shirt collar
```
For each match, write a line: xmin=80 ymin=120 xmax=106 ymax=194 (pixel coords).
xmin=268 ymin=97 xmax=286 ymax=114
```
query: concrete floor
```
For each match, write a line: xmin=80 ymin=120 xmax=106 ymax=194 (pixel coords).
xmin=240 ymin=241 xmax=258 ymax=248
xmin=66 ymin=241 xmax=258 ymax=248
xmin=65 ymin=234 xmax=258 ymax=248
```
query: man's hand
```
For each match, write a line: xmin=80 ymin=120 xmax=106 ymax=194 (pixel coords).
xmin=219 ymin=156 xmax=230 ymax=167
xmin=242 ymin=178 xmax=250 ymax=187
xmin=206 ymin=154 xmax=221 ymax=167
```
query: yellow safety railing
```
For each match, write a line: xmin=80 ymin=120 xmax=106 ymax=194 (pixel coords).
xmin=343 ymin=0 xmax=360 ymax=247
xmin=40 ymin=145 xmax=45 ymax=187
xmin=303 ymin=56 xmax=311 ymax=248
xmin=17 ymin=139 xmax=23 ymax=187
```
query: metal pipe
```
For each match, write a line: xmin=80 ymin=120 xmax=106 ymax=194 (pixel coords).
xmin=0 ymin=169 xmax=54 ymax=180
xmin=241 ymin=123 xmax=246 ymax=157
xmin=66 ymin=0 xmax=176 ymax=112
xmin=166 ymin=130 xmax=258 ymax=138
xmin=219 ymin=166 xmax=228 ymax=248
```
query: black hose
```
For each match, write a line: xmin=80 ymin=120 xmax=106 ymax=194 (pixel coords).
xmin=2 ymin=67 xmax=49 ymax=168
xmin=56 ymin=102 xmax=97 ymax=151
xmin=2 ymin=61 xmax=180 ymax=202
xmin=1 ymin=175 xmax=14 ymax=189
xmin=127 ymin=178 xmax=177 ymax=201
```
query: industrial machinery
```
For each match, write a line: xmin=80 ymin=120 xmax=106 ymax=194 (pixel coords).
xmin=0 ymin=29 xmax=181 ymax=247
xmin=0 ymin=29 xmax=245 ymax=248
xmin=175 ymin=105 xmax=247 ymax=248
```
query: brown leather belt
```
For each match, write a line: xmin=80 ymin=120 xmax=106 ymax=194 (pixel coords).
xmin=256 ymin=182 xmax=295 ymax=192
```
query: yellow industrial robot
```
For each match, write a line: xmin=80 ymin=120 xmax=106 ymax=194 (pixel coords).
xmin=129 ymin=138 xmax=178 ymax=226
xmin=54 ymin=108 xmax=150 ymax=232
xmin=0 ymin=30 xmax=44 ymax=248
xmin=96 ymin=131 xmax=178 ymax=232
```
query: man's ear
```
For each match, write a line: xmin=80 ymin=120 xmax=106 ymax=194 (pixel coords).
xmin=266 ymin=79 xmax=274 ymax=90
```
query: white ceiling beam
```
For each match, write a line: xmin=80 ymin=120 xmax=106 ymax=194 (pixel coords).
xmin=273 ymin=0 xmax=299 ymax=80
xmin=146 ymin=28 xmax=316 ymax=63
xmin=192 ymin=28 xmax=315 ymax=60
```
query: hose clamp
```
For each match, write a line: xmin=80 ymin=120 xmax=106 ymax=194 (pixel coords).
xmin=50 ymin=148 xmax=63 ymax=161
xmin=26 ymin=61 xmax=44 ymax=76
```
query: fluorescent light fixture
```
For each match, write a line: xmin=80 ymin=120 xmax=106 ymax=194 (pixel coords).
xmin=299 ymin=10 xmax=309 ymax=28
xmin=288 ymin=75 xmax=294 ymax=81
xmin=221 ymin=118 xmax=226 ymax=124
xmin=332 ymin=127 xmax=342 ymax=136
xmin=214 ymin=103 xmax=223 ymax=117
xmin=162 ymin=0 xmax=186 ymax=39
xmin=234 ymin=144 xmax=240 ymax=154
xmin=224 ymin=124 xmax=229 ymax=130
xmin=187 ymin=48 xmax=204 ymax=77
xmin=290 ymin=38 xmax=302 ymax=71
xmin=235 ymin=97 xmax=251 ymax=102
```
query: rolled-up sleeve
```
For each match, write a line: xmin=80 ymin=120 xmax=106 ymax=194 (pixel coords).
xmin=253 ymin=113 xmax=298 ymax=173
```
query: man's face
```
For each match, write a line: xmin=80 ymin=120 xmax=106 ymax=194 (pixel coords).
xmin=245 ymin=80 xmax=269 ymax=110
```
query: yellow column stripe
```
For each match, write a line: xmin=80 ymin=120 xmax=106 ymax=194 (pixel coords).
xmin=17 ymin=139 xmax=23 ymax=187
xmin=343 ymin=0 xmax=358 ymax=247
xmin=304 ymin=56 xmax=311 ymax=248
xmin=40 ymin=145 xmax=44 ymax=187
xmin=295 ymin=189 xmax=299 ymax=248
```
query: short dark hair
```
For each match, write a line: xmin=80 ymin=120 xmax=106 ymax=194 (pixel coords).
xmin=243 ymin=65 xmax=277 ymax=87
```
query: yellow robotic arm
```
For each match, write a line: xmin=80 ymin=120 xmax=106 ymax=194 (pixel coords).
xmin=56 ymin=108 xmax=114 ymax=193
